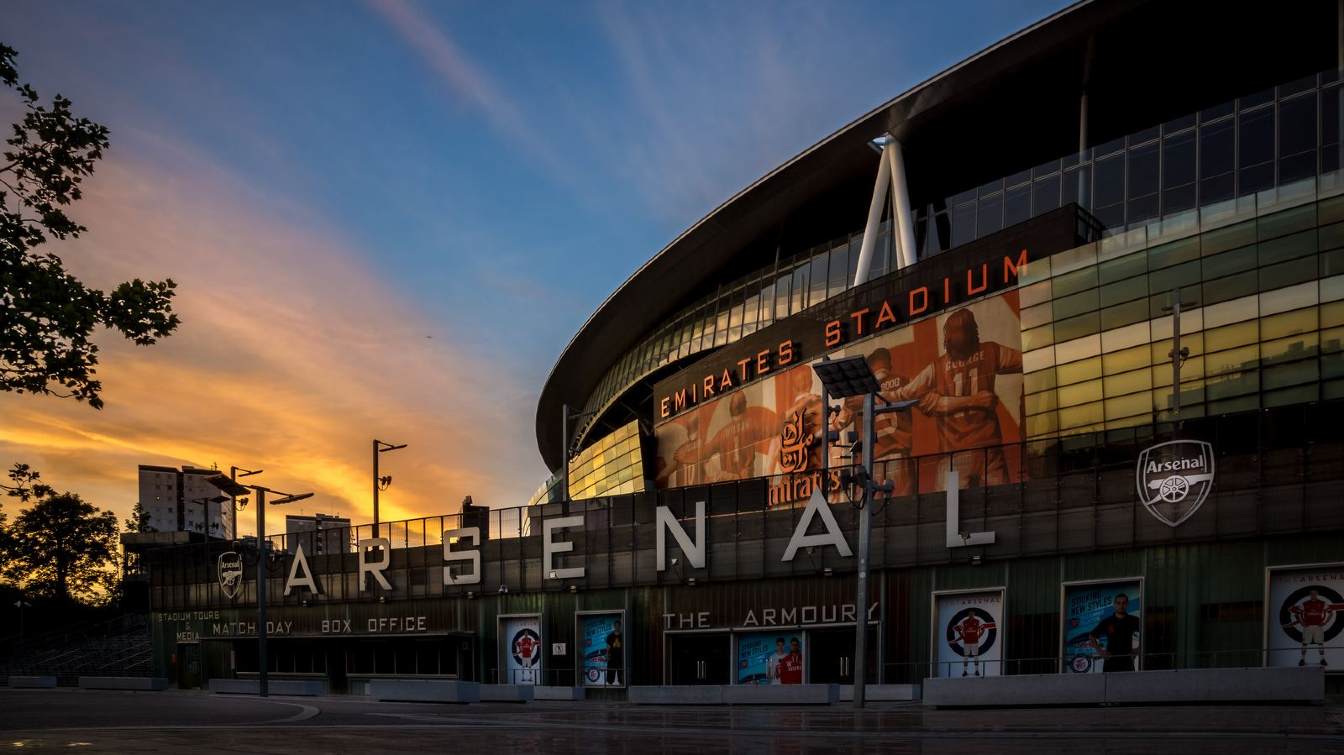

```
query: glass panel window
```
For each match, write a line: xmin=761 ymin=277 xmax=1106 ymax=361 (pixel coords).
xmin=828 ymin=245 xmax=849 ymax=297
xmin=1034 ymin=174 xmax=1061 ymax=214
xmin=790 ymin=265 xmax=808 ymax=314
xmin=1127 ymin=142 xmax=1160 ymax=225
xmin=1238 ymin=106 xmax=1275 ymax=196
xmin=809 ymin=254 xmax=828 ymax=307
xmin=1004 ymin=183 xmax=1031 ymax=226
xmin=978 ymin=193 xmax=1003 ymax=236
xmin=1199 ymin=118 xmax=1235 ymax=204
xmin=1278 ymin=94 xmax=1317 ymax=185
xmin=951 ymin=202 xmax=976 ymax=247
xmin=1162 ymin=130 xmax=1197 ymax=215
xmin=775 ymin=274 xmax=791 ymax=320
xmin=1093 ymin=154 xmax=1125 ymax=228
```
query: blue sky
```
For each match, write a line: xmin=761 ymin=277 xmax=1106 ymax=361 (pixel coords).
xmin=2 ymin=0 xmax=1068 ymax=530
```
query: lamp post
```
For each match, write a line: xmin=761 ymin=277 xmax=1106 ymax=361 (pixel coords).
xmin=372 ymin=440 xmax=406 ymax=538
xmin=14 ymin=599 xmax=31 ymax=641
xmin=206 ymin=475 xmax=311 ymax=698
xmin=813 ymin=355 xmax=915 ymax=709
xmin=229 ymin=466 xmax=263 ymax=541
xmin=189 ymin=495 xmax=230 ymax=537
xmin=1162 ymin=286 xmax=1197 ymax=427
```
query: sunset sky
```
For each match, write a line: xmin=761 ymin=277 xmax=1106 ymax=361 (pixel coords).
xmin=1 ymin=0 xmax=1065 ymax=537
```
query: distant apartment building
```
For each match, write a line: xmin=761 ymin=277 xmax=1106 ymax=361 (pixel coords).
xmin=137 ymin=465 xmax=234 ymax=539
xmin=285 ymin=513 xmax=351 ymax=555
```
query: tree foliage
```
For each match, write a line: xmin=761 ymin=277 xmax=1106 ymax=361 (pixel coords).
xmin=1 ymin=42 xmax=179 ymax=409
xmin=4 ymin=484 xmax=119 ymax=605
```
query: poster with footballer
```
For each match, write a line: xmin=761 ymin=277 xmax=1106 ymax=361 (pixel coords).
xmin=1265 ymin=564 xmax=1344 ymax=669
xmin=931 ymin=588 xmax=1005 ymax=678
xmin=1060 ymin=579 xmax=1143 ymax=673
xmin=578 ymin=612 xmax=624 ymax=687
xmin=500 ymin=615 xmax=542 ymax=685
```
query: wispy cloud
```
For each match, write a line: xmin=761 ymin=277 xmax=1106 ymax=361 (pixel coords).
xmin=0 ymin=133 xmax=546 ymax=536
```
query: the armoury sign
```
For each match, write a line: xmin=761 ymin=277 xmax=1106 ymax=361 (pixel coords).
xmin=1136 ymin=440 xmax=1215 ymax=527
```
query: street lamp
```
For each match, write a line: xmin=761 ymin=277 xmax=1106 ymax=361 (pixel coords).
xmin=189 ymin=495 xmax=230 ymax=537
xmin=229 ymin=466 xmax=263 ymax=540
xmin=14 ymin=599 xmax=32 ymax=641
xmin=207 ymin=475 xmax=311 ymax=698
xmin=372 ymin=440 xmax=407 ymax=537
xmin=813 ymin=355 xmax=915 ymax=709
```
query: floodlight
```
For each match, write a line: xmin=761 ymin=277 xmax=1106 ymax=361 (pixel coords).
xmin=205 ymin=474 xmax=251 ymax=497
xmin=813 ymin=355 xmax=881 ymax=398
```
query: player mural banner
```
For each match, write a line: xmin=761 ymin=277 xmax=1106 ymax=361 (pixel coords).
xmin=1265 ymin=564 xmax=1344 ymax=669
xmin=501 ymin=615 xmax=542 ymax=685
xmin=737 ymin=631 xmax=804 ymax=685
xmin=1061 ymin=579 xmax=1143 ymax=673
xmin=932 ymin=588 xmax=1005 ymax=678
xmin=654 ymin=293 xmax=1025 ymax=507
xmin=579 ymin=612 xmax=624 ymax=687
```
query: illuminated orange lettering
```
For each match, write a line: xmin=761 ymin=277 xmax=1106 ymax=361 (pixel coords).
xmin=874 ymin=300 xmax=897 ymax=330
xmin=660 ymin=396 xmax=671 ymax=419
xmin=943 ymin=276 xmax=951 ymax=304
xmin=967 ymin=263 xmax=988 ymax=295
xmin=719 ymin=369 xmax=733 ymax=391
xmin=703 ymin=375 xmax=716 ymax=398
xmin=908 ymin=286 xmax=929 ymax=316
xmin=824 ymin=320 xmax=842 ymax=347
xmin=737 ymin=357 xmax=752 ymax=382
xmin=850 ymin=307 xmax=870 ymax=336
xmin=779 ymin=340 xmax=795 ymax=365
xmin=674 ymin=389 xmax=688 ymax=413
xmin=1003 ymin=248 xmax=1029 ymax=282
xmin=757 ymin=349 xmax=771 ymax=374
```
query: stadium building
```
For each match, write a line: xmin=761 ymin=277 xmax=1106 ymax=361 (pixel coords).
xmin=142 ymin=0 xmax=1344 ymax=698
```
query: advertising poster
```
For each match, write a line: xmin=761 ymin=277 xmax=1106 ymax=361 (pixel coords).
xmin=932 ymin=588 xmax=1005 ymax=678
xmin=737 ymin=631 xmax=804 ymax=685
xmin=1266 ymin=564 xmax=1344 ymax=669
xmin=501 ymin=616 xmax=542 ymax=685
xmin=579 ymin=612 xmax=624 ymax=687
xmin=653 ymin=293 xmax=1025 ymax=506
xmin=1061 ymin=579 xmax=1143 ymax=673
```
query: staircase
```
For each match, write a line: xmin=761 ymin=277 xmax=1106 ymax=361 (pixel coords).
xmin=0 ymin=614 xmax=152 ymax=686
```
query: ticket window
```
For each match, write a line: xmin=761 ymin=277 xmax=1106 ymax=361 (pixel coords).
xmin=668 ymin=633 xmax=730 ymax=685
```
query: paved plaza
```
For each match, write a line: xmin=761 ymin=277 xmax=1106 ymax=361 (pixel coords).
xmin=2 ymin=688 xmax=1343 ymax=753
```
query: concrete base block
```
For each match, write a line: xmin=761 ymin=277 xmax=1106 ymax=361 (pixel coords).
xmin=367 ymin=679 xmax=481 ymax=703
xmin=209 ymin=678 xmax=327 ymax=696
xmin=837 ymin=684 xmax=919 ymax=702
xmin=1104 ymin=667 xmax=1324 ymax=704
xmin=533 ymin=686 xmax=585 ymax=701
xmin=78 ymin=677 xmax=169 ymax=691
xmin=924 ymin=667 xmax=1326 ymax=707
xmin=924 ymin=673 xmax=1104 ymax=707
xmin=480 ymin=684 xmax=534 ymax=702
xmin=7 ymin=676 xmax=57 ymax=689
xmin=723 ymin=684 xmax=839 ymax=705
xmin=629 ymin=685 xmax=724 ymax=705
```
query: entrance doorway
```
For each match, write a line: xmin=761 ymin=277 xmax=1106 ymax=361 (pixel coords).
xmin=176 ymin=643 xmax=202 ymax=689
xmin=807 ymin=627 xmax=877 ymax=684
xmin=667 ymin=633 xmax=730 ymax=685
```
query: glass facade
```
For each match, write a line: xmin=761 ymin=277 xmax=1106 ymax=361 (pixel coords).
xmin=570 ymin=70 xmax=1344 ymax=463
xmin=1020 ymin=195 xmax=1344 ymax=438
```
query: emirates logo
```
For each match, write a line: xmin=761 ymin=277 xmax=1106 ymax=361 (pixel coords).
xmin=778 ymin=410 xmax=814 ymax=474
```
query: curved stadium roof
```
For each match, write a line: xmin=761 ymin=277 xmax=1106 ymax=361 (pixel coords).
xmin=535 ymin=0 xmax=1335 ymax=470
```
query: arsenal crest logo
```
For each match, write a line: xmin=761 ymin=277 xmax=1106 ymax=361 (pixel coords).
xmin=218 ymin=551 xmax=244 ymax=599
xmin=1135 ymin=440 xmax=1215 ymax=527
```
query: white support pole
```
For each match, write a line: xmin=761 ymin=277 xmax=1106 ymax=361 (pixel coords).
xmin=886 ymin=140 xmax=918 ymax=270
xmin=852 ymin=145 xmax=892 ymax=287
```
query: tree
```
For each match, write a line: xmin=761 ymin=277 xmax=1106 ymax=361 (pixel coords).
xmin=123 ymin=499 xmax=154 ymax=534
xmin=1 ymin=42 xmax=179 ymax=409
xmin=4 ymin=489 xmax=119 ymax=605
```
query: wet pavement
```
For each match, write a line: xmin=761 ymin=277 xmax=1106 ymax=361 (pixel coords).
xmin=2 ymin=688 xmax=1343 ymax=753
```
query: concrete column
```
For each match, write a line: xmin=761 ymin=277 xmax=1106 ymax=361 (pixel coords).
xmin=852 ymin=144 xmax=892 ymax=286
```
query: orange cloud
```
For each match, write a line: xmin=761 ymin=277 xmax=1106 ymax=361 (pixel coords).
xmin=0 ymin=135 xmax=548 ymax=538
